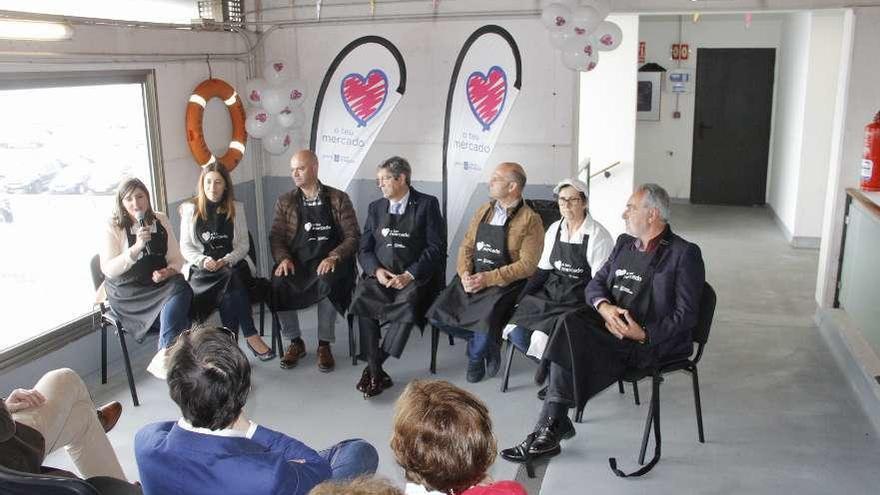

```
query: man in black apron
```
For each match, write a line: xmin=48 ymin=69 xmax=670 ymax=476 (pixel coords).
xmin=504 ymin=179 xmax=613 ymax=372
xmin=426 ymin=163 xmax=545 ymax=383
xmin=501 ymin=183 xmax=705 ymax=465
xmin=348 ymin=157 xmax=446 ymax=398
xmin=270 ymin=150 xmax=360 ymax=372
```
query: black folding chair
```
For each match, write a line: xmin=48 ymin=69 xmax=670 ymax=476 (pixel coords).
xmin=0 ymin=464 xmax=142 ymax=495
xmin=89 ymin=255 xmax=140 ymax=407
xmin=605 ymin=282 xmax=717 ymax=477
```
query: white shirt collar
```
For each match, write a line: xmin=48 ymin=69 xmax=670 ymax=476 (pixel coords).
xmin=559 ymin=213 xmax=592 ymax=237
xmin=405 ymin=483 xmax=446 ymax=495
xmin=389 ymin=190 xmax=411 ymax=212
xmin=176 ymin=418 xmax=258 ymax=439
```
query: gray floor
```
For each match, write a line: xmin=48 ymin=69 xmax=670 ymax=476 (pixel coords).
xmin=48 ymin=204 xmax=880 ymax=494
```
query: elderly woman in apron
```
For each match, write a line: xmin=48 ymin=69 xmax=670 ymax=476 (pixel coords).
xmin=179 ymin=163 xmax=275 ymax=361
xmin=99 ymin=178 xmax=192 ymax=379
xmin=502 ymin=179 xmax=613 ymax=382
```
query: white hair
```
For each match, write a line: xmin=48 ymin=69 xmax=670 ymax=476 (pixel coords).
xmin=637 ymin=183 xmax=670 ymax=221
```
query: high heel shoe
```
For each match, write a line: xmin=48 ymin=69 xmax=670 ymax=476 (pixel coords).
xmin=246 ymin=341 xmax=276 ymax=361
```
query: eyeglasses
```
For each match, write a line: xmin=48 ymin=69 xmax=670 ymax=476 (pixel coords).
xmin=558 ymin=197 xmax=584 ymax=206
xmin=376 ymin=176 xmax=398 ymax=186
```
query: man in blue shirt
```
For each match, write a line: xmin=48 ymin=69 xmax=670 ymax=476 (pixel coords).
xmin=135 ymin=327 xmax=378 ymax=495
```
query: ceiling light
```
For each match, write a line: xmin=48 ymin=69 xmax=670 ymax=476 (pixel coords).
xmin=0 ymin=19 xmax=73 ymax=41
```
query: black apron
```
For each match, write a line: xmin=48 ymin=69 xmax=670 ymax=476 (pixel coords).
xmin=188 ymin=205 xmax=253 ymax=322
xmin=104 ymin=220 xmax=189 ymax=341
xmin=348 ymin=199 xmax=432 ymax=325
xmin=510 ymin=225 xmax=592 ymax=335
xmin=426 ymin=203 xmax=526 ymax=337
xmin=270 ymin=190 xmax=355 ymax=316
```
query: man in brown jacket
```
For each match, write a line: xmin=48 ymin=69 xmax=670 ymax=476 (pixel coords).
xmin=427 ymin=162 xmax=544 ymax=383
xmin=270 ymin=150 xmax=360 ymax=372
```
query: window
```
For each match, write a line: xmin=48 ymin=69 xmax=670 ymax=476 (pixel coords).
xmin=0 ymin=0 xmax=199 ymax=25
xmin=0 ymin=71 xmax=164 ymax=360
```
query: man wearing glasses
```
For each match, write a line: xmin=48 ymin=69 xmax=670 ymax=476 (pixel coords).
xmin=427 ymin=162 xmax=544 ymax=383
xmin=503 ymin=178 xmax=613 ymax=383
xmin=348 ymin=156 xmax=446 ymax=398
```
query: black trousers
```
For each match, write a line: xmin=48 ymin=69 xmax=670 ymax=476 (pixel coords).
xmin=542 ymin=307 xmax=643 ymax=413
xmin=358 ymin=316 xmax=414 ymax=371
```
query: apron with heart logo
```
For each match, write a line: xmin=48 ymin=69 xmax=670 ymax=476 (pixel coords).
xmin=188 ymin=204 xmax=253 ymax=322
xmin=349 ymin=198 xmax=431 ymax=325
xmin=426 ymin=202 xmax=526 ymax=336
xmin=510 ymin=224 xmax=592 ymax=335
xmin=271 ymin=188 xmax=355 ymax=315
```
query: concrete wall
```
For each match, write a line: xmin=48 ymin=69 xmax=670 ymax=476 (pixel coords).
xmin=633 ymin=14 xmax=784 ymax=200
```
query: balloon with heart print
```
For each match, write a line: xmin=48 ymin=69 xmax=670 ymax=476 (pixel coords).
xmin=572 ymin=6 xmax=603 ymax=35
xmin=562 ymin=45 xmax=599 ymax=72
xmin=245 ymin=107 xmax=275 ymax=138
xmin=541 ymin=3 xmax=574 ymax=32
xmin=287 ymin=79 xmax=307 ymax=108
xmin=593 ymin=21 xmax=623 ymax=51
xmin=264 ymin=59 xmax=292 ymax=86
xmin=540 ymin=0 xmax=577 ymax=8
xmin=288 ymin=106 xmax=306 ymax=129
xmin=244 ymin=78 xmax=268 ymax=108
xmin=262 ymin=127 xmax=292 ymax=155
xmin=549 ymin=29 xmax=574 ymax=50
xmin=562 ymin=7 xmax=602 ymax=52
xmin=275 ymin=107 xmax=296 ymax=129
xmin=260 ymin=87 xmax=287 ymax=114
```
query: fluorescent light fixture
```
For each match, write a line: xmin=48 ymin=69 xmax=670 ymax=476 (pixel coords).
xmin=0 ymin=19 xmax=73 ymax=41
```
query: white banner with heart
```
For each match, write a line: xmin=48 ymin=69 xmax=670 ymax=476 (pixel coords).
xmin=312 ymin=38 xmax=406 ymax=191
xmin=444 ymin=26 xmax=522 ymax=246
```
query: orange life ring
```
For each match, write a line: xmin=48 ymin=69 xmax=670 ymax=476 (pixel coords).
xmin=185 ymin=78 xmax=247 ymax=171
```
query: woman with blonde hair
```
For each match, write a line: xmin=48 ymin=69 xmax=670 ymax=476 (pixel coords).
xmin=100 ymin=177 xmax=192 ymax=378
xmin=391 ymin=380 xmax=526 ymax=495
xmin=179 ymin=162 xmax=274 ymax=360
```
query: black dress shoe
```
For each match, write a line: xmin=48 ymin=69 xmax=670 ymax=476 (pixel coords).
xmin=356 ymin=366 xmax=371 ymax=393
xmin=246 ymin=341 xmax=277 ymax=361
xmin=500 ymin=432 xmax=538 ymax=463
xmin=537 ymin=385 xmax=547 ymax=401
xmin=486 ymin=346 xmax=502 ymax=378
xmin=466 ymin=359 xmax=486 ymax=383
xmin=530 ymin=416 xmax=576 ymax=456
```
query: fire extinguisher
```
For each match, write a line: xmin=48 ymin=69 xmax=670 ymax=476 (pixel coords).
xmin=862 ymin=111 xmax=880 ymax=192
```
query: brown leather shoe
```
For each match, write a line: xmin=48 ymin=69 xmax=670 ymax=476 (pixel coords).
xmin=280 ymin=339 xmax=306 ymax=369
xmin=96 ymin=401 xmax=122 ymax=433
xmin=317 ymin=344 xmax=335 ymax=372
xmin=356 ymin=366 xmax=371 ymax=392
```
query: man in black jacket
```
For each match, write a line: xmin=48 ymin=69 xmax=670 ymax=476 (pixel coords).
xmin=348 ymin=156 xmax=446 ymax=398
xmin=501 ymin=183 xmax=706 ymax=462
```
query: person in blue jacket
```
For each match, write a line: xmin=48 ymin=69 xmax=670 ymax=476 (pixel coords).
xmin=135 ymin=326 xmax=378 ymax=495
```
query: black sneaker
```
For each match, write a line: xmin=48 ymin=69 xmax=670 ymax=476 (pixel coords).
xmin=466 ymin=359 xmax=486 ymax=383
xmin=485 ymin=346 xmax=502 ymax=378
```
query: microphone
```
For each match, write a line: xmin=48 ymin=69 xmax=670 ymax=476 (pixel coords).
xmin=135 ymin=211 xmax=152 ymax=255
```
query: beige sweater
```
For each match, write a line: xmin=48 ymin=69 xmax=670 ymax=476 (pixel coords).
xmin=100 ymin=211 xmax=184 ymax=280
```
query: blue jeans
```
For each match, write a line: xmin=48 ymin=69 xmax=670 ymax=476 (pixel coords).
xmin=431 ymin=321 xmax=494 ymax=362
xmin=318 ymin=439 xmax=378 ymax=480
xmin=219 ymin=288 xmax=258 ymax=338
xmin=506 ymin=325 xmax=532 ymax=354
xmin=153 ymin=285 xmax=193 ymax=349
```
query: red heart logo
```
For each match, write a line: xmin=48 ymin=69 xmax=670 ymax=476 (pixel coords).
xmin=575 ymin=27 xmax=586 ymax=35
xmin=341 ymin=70 xmax=389 ymax=127
xmin=600 ymin=34 xmax=614 ymax=46
xmin=274 ymin=62 xmax=284 ymax=72
xmin=290 ymin=89 xmax=303 ymax=100
xmin=466 ymin=66 xmax=508 ymax=131
xmin=249 ymin=90 xmax=261 ymax=102
xmin=255 ymin=113 xmax=268 ymax=123
xmin=584 ymin=45 xmax=593 ymax=56
xmin=283 ymin=134 xmax=291 ymax=147
xmin=555 ymin=16 xmax=566 ymax=27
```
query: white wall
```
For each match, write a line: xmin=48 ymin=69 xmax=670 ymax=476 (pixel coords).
xmin=633 ymin=14 xmax=784 ymax=200
xmin=817 ymin=7 xmax=880 ymax=306
xmin=579 ymin=15 xmax=640 ymax=238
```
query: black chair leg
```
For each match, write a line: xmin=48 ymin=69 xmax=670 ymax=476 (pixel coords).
xmin=499 ymin=340 xmax=516 ymax=393
xmin=116 ymin=330 xmax=139 ymax=407
xmin=101 ymin=323 xmax=108 ymax=385
xmin=691 ymin=367 xmax=705 ymax=443
xmin=632 ymin=381 xmax=641 ymax=406
xmin=348 ymin=314 xmax=357 ymax=366
xmin=638 ymin=376 xmax=662 ymax=465
xmin=259 ymin=302 xmax=265 ymax=337
xmin=618 ymin=380 xmax=624 ymax=394
xmin=271 ymin=312 xmax=282 ymax=356
xmin=430 ymin=326 xmax=440 ymax=374
xmin=448 ymin=334 xmax=455 ymax=346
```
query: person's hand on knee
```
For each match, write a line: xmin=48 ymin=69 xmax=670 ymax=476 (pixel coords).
xmin=5 ymin=388 xmax=46 ymax=413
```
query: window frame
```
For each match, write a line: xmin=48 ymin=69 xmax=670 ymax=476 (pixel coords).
xmin=0 ymin=69 xmax=166 ymax=371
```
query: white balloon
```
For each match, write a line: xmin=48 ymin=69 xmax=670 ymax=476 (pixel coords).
xmin=594 ymin=21 xmax=623 ymax=51
xmin=275 ymin=107 xmax=296 ymax=128
xmin=287 ymin=79 xmax=307 ymax=108
xmin=289 ymin=106 xmax=306 ymax=129
xmin=245 ymin=108 xmax=275 ymax=139
xmin=541 ymin=4 xmax=573 ymax=32
xmin=549 ymin=29 xmax=574 ymax=50
xmin=264 ymin=59 xmax=292 ymax=86
xmin=261 ymin=87 xmax=287 ymax=114
xmin=262 ymin=127 xmax=292 ymax=155
xmin=585 ymin=0 xmax=611 ymax=19
xmin=244 ymin=78 xmax=267 ymax=107
xmin=561 ymin=46 xmax=599 ymax=72
xmin=572 ymin=6 xmax=603 ymax=34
